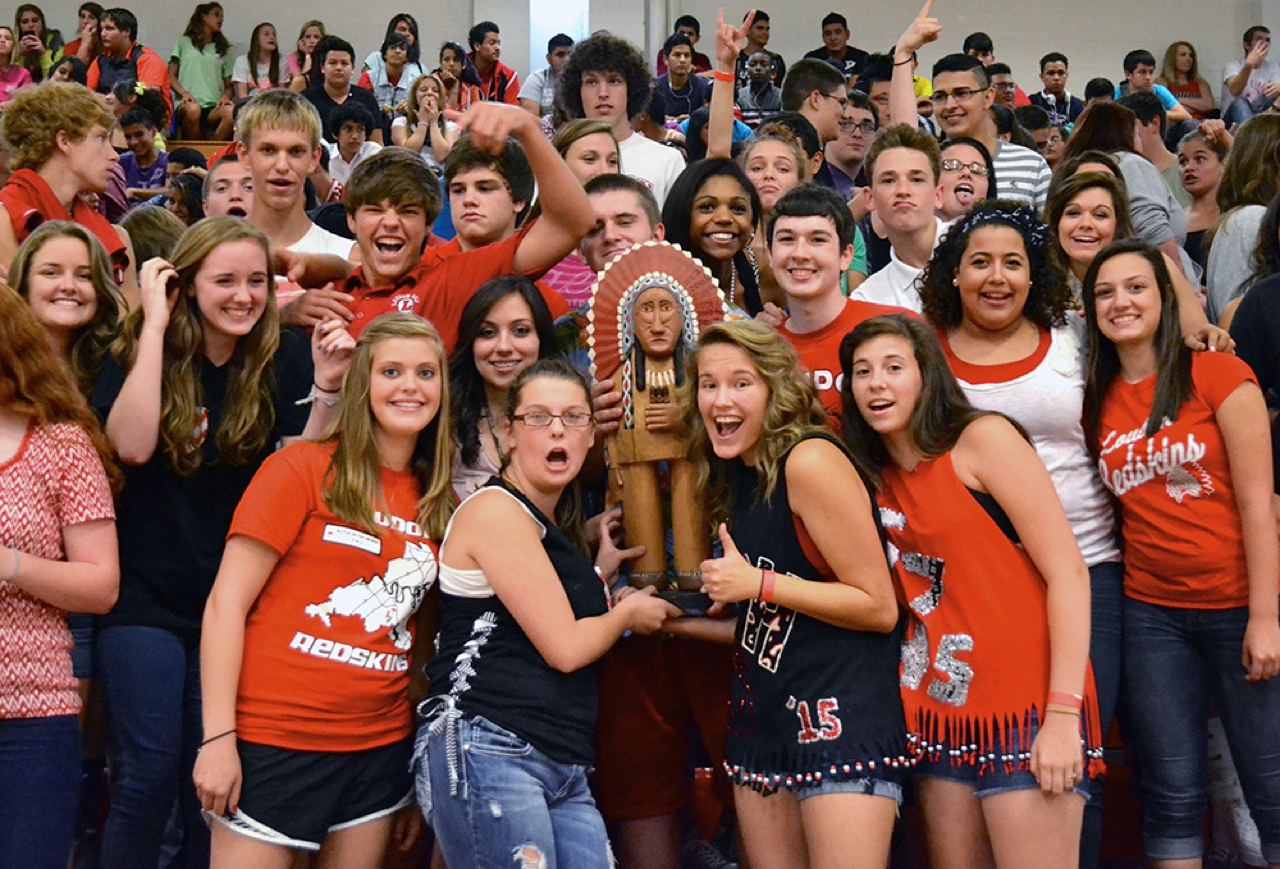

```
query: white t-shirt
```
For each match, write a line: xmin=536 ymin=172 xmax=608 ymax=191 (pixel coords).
xmin=326 ymin=140 xmax=382 ymax=185
xmin=518 ymin=67 xmax=557 ymax=115
xmin=289 ymin=221 xmax=355 ymax=259
xmin=618 ymin=132 xmax=686 ymax=209
xmin=231 ymin=54 xmax=290 ymax=91
xmin=389 ymin=115 xmax=457 ymax=175
xmin=950 ymin=315 xmax=1120 ymax=567
xmin=851 ymin=219 xmax=949 ymax=312
xmin=1221 ymin=57 xmax=1280 ymax=113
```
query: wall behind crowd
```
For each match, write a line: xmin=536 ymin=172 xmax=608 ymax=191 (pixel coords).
xmin=83 ymin=0 xmax=1270 ymax=107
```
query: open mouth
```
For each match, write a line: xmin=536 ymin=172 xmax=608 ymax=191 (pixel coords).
xmin=713 ymin=415 xmax=742 ymax=437
xmin=953 ymin=182 xmax=974 ymax=206
xmin=546 ymin=447 xmax=569 ymax=469
xmin=228 ymin=206 xmax=247 ymax=217
xmin=374 ymin=237 xmax=406 ymax=258
xmin=222 ymin=305 xmax=256 ymax=323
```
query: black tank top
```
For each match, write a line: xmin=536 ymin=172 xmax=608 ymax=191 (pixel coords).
xmin=723 ymin=435 xmax=908 ymax=791
xmin=426 ymin=479 xmax=609 ymax=765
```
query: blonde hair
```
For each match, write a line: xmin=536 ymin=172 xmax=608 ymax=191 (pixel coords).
xmin=11 ymin=221 xmax=123 ymax=395
xmin=322 ymin=314 xmax=454 ymax=539
xmin=113 ymin=217 xmax=279 ymax=475
xmin=681 ymin=320 xmax=828 ymax=521
xmin=238 ymin=88 xmax=322 ymax=150
xmin=2 ymin=82 xmax=114 ymax=170
xmin=405 ymin=72 xmax=445 ymax=132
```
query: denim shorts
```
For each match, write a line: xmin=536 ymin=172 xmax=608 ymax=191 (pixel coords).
xmin=418 ymin=712 xmax=612 ymax=869
xmin=913 ymin=720 xmax=1091 ymax=800
xmin=795 ymin=775 xmax=903 ymax=805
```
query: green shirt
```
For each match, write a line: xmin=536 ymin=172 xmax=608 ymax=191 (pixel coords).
xmin=170 ymin=35 xmax=233 ymax=107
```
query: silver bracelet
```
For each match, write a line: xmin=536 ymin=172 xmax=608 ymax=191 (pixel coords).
xmin=8 ymin=548 xmax=19 ymax=584
xmin=295 ymin=384 xmax=340 ymax=408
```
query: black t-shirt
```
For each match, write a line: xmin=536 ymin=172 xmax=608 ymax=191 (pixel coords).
xmin=92 ymin=326 xmax=314 ymax=640
xmin=802 ymin=45 xmax=869 ymax=80
xmin=655 ymin=72 xmax=712 ymax=119
xmin=427 ymin=480 xmax=609 ymax=765
xmin=1229 ymin=274 xmax=1280 ymax=492
xmin=858 ymin=214 xmax=892 ymax=277
xmin=302 ymin=84 xmax=382 ymax=143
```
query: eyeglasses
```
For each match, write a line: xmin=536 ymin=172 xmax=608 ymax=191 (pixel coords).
xmin=1035 ymin=134 xmax=1065 ymax=151
xmin=941 ymin=158 xmax=991 ymax=177
xmin=838 ymin=120 xmax=877 ymax=134
xmin=992 ymin=82 xmax=1017 ymax=92
xmin=930 ymin=86 xmax=987 ymax=106
xmin=819 ymin=91 xmax=848 ymax=109
xmin=513 ymin=410 xmax=594 ymax=428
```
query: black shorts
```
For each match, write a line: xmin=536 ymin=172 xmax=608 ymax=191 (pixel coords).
xmin=211 ymin=737 xmax=413 ymax=850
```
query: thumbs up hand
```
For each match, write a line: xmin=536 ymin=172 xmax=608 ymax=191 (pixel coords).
xmin=699 ymin=523 xmax=762 ymax=604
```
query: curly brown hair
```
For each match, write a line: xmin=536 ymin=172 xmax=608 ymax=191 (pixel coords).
xmin=1 ymin=82 xmax=114 ymax=171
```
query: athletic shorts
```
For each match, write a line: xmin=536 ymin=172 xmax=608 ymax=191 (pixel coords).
xmin=210 ymin=737 xmax=412 ymax=850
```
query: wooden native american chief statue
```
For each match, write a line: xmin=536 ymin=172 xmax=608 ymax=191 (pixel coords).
xmin=588 ymin=241 xmax=729 ymax=594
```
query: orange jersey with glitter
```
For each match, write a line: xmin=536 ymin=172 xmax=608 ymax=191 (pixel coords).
xmin=877 ymin=450 xmax=1103 ymax=773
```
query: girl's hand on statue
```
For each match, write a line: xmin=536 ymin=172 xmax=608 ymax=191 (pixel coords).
xmin=595 ymin=504 xmax=644 ymax=582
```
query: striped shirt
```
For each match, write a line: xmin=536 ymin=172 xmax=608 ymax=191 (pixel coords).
xmin=992 ymin=141 xmax=1051 ymax=213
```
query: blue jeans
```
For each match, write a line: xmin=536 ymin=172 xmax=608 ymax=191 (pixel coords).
xmin=0 ymin=715 xmax=80 ymax=869
xmin=1123 ymin=597 xmax=1280 ymax=864
xmin=1224 ymin=98 xmax=1258 ymax=129
xmin=422 ymin=714 xmax=611 ymax=869
xmin=97 ymin=626 xmax=209 ymax=869
xmin=1081 ymin=560 xmax=1124 ymax=869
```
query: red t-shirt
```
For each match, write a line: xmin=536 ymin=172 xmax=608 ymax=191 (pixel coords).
xmin=1096 ymin=351 xmax=1261 ymax=608
xmin=340 ymin=222 xmax=567 ymax=350
xmin=228 ymin=441 xmax=438 ymax=751
xmin=779 ymin=298 xmax=909 ymax=418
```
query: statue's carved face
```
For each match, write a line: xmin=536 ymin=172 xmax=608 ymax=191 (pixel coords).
xmin=633 ymin=287 xmax=680 ymax=359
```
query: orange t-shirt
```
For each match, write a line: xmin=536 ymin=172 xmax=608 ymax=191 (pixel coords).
xmin=780 ymin=299 xmax=910 ymax=418
xmin=339 ymin=221 xmax=567 ymax=351
xmin=228 ymin=441 xmax=438 ymax=751
xmin=1096 ymin=351 xmax=1262 ymax=608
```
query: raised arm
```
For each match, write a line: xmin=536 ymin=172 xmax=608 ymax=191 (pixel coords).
xmin=105 ymin=257 xmax=177 ymax=464
xmin=699 ymin=438 xmax=899 ymax=632
xmin=891 ymin=0 xmax=940 ymax=131
xmin=706 ymin=8 xmax=751 ymax=161
xmin=451 ymin=491 xmax=678 ymax=673
xmin=954 ymin=415 xmax=1091 ymax=794
xmin=448 ymin=102 xmax=595 ymax=275
xmin=1216 ymin=379 xmax=1280 ymax=682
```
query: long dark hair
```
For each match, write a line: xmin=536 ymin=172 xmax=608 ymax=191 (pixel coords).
xmin=1081 ymin=238 xmax=1192 ymax=443
xmin=182 ymin=2 xmax=229 ymax=55
xmin=839 ymin=314 xmax=1002 ymax=486
xmin=661 ymin=158 xmax=764 ymax=313
xmin=1246 ymin=189 xmax=1280 ymax=290
xmin=381 ymin=14 xmax=420 ymax=65
xmin=1059 ymin=102 xmax=1139 ymax=163
xmin=449 ymin=276 xmax=556 ymax=467
xmin=247 ymin=22 xmax=280 ymax=90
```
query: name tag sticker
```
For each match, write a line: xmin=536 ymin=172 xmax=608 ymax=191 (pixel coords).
xmin=323 ymin=524 xmax=382 ymax=555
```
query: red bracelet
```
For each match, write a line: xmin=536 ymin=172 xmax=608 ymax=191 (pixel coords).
xmin=1047 ymin=691 xmax=1084 ymax=710
xmin=713 ymin=69 xmax=734 ymax=83
xmin=760 ymin=568 xmax=776 ymax=603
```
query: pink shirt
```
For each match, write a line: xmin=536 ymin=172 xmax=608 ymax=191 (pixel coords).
xmin=0 ymin=423 xmax=114 ymax=719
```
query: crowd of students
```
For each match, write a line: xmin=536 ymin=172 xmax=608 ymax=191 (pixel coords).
xmin=2 ymin=2 xmax=1280 ymax=869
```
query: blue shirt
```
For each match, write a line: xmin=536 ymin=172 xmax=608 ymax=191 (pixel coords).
xmin=1115 ymin=82 xmax=1180 ymax=111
